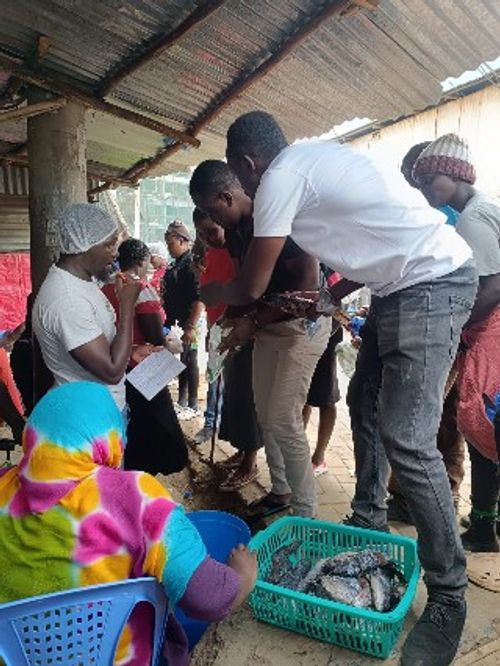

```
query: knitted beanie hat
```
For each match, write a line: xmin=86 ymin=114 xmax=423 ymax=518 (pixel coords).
xmin=166 ymin=219 xmax=192 ymax=242
xmin=412 ymin=133 xmax=476 ymax=184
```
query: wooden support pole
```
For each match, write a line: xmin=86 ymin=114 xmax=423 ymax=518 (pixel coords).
xmin=98 ymin=0 xmax=226 ymax=96
xmin=27 ymin=88 xmax=87 ymax=294
xmin=0 ymin=52 xmax=199 ymax=147
xmin=0 ymin=97 xmax=66 ymax=124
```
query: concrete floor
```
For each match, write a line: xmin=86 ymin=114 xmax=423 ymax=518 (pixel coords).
xmin=2 ymin=369 xmax=497 ymax=664
xmin=184 ymin=370 xmax=499 ymax=666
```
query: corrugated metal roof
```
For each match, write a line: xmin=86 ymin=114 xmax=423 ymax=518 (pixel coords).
xmin=0 ymin=0 xmax=499 ymax=179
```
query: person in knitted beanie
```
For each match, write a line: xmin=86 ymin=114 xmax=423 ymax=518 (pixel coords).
xmin=416 ymin=134 xmax=500 ymax=556
xmin=412 ymin=134 xmax=476 ymax=210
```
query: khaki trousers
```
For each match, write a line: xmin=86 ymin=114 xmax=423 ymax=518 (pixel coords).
xmin=253 ymin=317 xmax=330 ymax=516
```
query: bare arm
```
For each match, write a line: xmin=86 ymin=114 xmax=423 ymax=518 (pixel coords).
xmin=185 ymin=300 xmax=204 ymax=330
xmin=182 ymin=300 xmax=205 ymax=345
xmin=201 ymin=237 xmax=287 ymax=307
xmin=465 ymin=274 xmax=500 ymax=328
xmin=70 ymin=280 xmax=140 ymax=384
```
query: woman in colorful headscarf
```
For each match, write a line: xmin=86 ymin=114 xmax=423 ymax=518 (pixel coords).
xmin=0 ymin=382 xmax=257 ymax=666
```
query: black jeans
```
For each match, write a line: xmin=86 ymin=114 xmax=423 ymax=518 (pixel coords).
xmin=179 ymin=345 xmax=199 ymax=409
xmin=348 ymin=261 xmax=478 ymax=601
xmin=468 ymin=443 xmax=500 ymax=513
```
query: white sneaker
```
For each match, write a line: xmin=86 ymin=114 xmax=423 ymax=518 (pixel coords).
xmin=177 ymin=407 xmax=193 ymax=421
xmin=177 ymin=407 xmax=202 ymax=421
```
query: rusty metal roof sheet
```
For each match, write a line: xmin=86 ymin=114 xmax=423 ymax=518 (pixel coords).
xmin=1 ymin=0 xmax=499 ymax=179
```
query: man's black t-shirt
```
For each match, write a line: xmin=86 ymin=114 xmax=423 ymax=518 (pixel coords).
xmin=162 ymin=251 xmax=199 ymax=328
xmin=224 ymin=221 xmax=309 ymax=295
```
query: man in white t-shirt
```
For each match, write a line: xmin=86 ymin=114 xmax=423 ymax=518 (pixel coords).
xmin=200 ymin=112 xmax=478 ymax=666
xmin=33 ymin=204 xmax=141 ymax=410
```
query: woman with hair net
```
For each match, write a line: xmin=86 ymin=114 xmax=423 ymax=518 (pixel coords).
xmin=33 ymin=203 xmax=142 ymax=410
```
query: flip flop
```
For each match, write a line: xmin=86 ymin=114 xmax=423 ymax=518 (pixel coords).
xmin=216 ymin=452 xmax=244 ymax=470
xmin=247 ymin=494 xmax=291 ymax=522
xmin=219 ymin=467 xmax=259 ymax=492
xmin=467 ymin=553 xmax=500 ymax=592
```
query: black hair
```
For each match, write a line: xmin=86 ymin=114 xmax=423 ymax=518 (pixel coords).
xmin=189 ymin=159 xmax=239 ymax=198
xmin=117 ymin=238 xmax=150 ymax=271
xmin=192 ymin=207 xmax=212 ymax=225
xmin=401 ymin=142 xmax=431 ymax=173
xmin=226 ymin=111 xmax=287 ymax=162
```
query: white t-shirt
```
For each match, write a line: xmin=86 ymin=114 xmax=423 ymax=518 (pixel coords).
xmin=253 ymin=142 xmax=472 ymax=297
xmin=455 ymin=192 xmax=500 ymax=277
xmin=33 ymin=265 xmax=126 ymax=409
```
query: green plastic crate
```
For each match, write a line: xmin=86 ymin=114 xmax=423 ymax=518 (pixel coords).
xmin=248 ymin=517 xmax=420 ymax=659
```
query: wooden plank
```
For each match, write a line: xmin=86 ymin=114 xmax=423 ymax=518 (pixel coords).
xmin=98 ymin=0 xmax=226 ymax=96
xmin=0 ymin=98 xmax=66 ymax=124
xmin=0 ymin=52 xmax=199 ymax=147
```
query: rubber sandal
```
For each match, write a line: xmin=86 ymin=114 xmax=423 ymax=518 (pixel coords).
xmin=216 ymin=452 xmax=244 ymax=470
xmin=467 ymin=553 xmax=500 ymax=592
xmin=219 ymin=467 xmax=259 ymax=492
xmin=247 ymin=494 xmax=291 ymax=520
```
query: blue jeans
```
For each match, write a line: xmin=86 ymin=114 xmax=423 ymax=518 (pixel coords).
xmin=347 ymin=261 xmax=478 ymax=601
xmin=204 ymin=376 xmax=223 ymax=429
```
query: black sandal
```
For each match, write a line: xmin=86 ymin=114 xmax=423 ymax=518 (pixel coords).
xmin=246 ymin=494 xmax=291 ymax=522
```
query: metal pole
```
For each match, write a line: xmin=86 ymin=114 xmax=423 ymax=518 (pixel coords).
xmin=209 ymin=374 xmax=222 ymax=464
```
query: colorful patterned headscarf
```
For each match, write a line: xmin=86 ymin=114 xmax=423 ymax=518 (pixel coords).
xmin=0 ymin=382 xmax=209 ymax=666
xmin=0 ymin=381 xmax=125 ymax=516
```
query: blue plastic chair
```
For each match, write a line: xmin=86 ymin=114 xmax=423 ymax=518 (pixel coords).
xmin=0 ymin=578 xmax=168 ymax=666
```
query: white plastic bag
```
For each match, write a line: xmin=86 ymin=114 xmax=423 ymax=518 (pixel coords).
xmin=165 ymin=332 xmax=183 ymax=355
xmin=206 ymin=323 xmax=229 ymax=383
xmin=337 ymin=341 xmax=359 ymax=379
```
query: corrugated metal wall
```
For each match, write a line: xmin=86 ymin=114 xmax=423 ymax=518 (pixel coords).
xmin=0 ymin=199 xmax=29 ymax=252
xmin=350 ymin=85 xmax=500 ymax=198
xmin=0 ymin=165 xmax=105 ymax=253
xmin=0 ymin=163 xmax=29 ymax=252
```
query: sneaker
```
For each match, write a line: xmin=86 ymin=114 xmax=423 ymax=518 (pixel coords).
xmin=313 ymin=461 xmax=328 ymax=478
xmin=387 ymin=495 xmax=414 ymax=525
xmin=177 ymin=407 xmax=196 ymax=421
xmin=343 ymin=513 xmax=390 ymax=533
xmin=401 ymin=598 xmax=466 ymax=666
xmin=461 ymin=514 xmax=500 ymax=553
xmin=193 ymin=425 xmax=214 ymax=445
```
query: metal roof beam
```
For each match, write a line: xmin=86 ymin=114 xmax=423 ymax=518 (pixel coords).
xmin=119 ymin=0 xmax=365 ymax=183
xmin=97 ymin=0 xmax=226 ymax=97
xmin=0 ymin=51 xmax=199 ymax=148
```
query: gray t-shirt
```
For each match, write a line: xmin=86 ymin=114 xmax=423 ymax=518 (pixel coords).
xmin=456 ymin=193 xmax=500 ymax=277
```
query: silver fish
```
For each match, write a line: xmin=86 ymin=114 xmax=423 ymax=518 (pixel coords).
xmin=318 ymin=574 xmax=372 ymax=608
xmin=325 ymin=550 xmax=388 ymax=577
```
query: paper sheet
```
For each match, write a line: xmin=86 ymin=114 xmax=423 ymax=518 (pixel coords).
xmin=127 ymin=349 xmax=185 ymax=401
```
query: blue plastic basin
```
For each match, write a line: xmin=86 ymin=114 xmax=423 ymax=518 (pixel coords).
xmin=175 ymin=510 xmax=251 ymax=650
